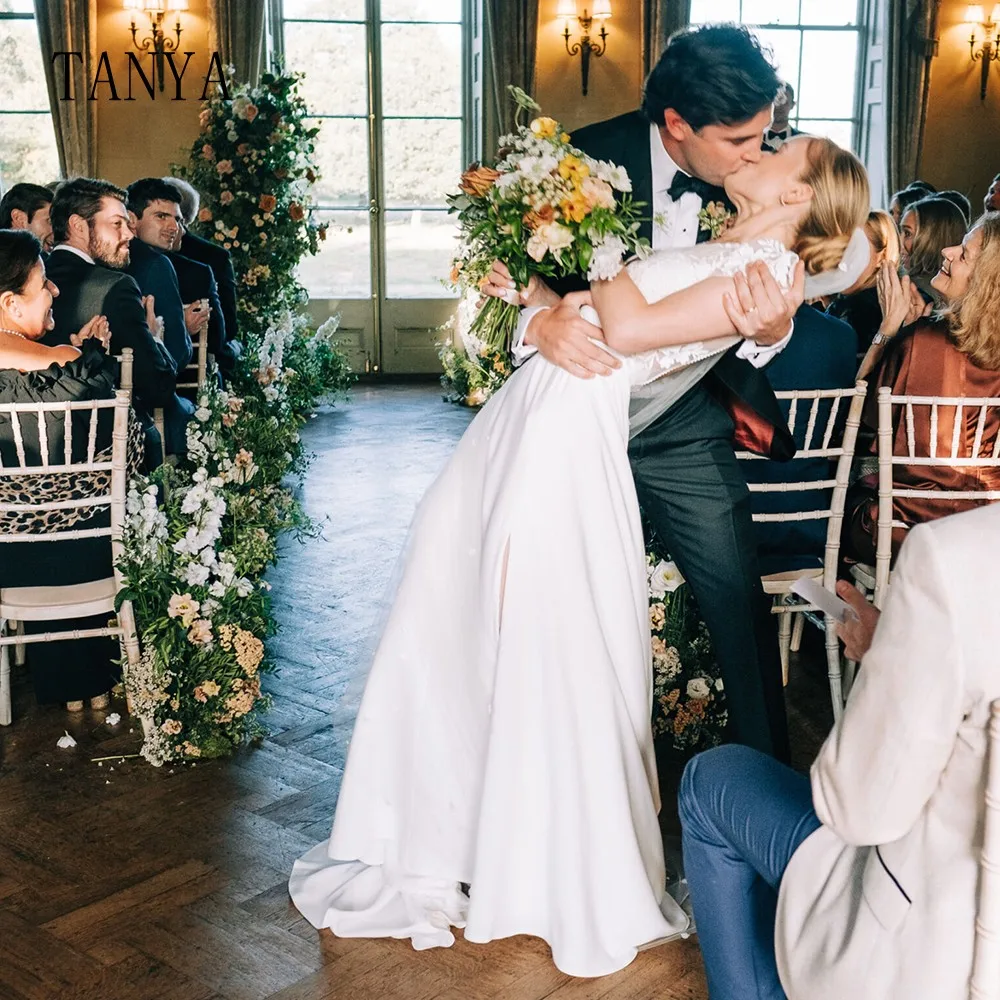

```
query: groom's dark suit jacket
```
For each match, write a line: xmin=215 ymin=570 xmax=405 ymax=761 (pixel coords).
xmin=566 ymin=110 xmax=795 ymax=461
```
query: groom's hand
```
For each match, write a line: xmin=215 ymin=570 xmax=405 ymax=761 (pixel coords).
xmin=525 ymin=291 xmax=621 ymax=379
xmin=725 ymin=259 xmax=805 ymax=345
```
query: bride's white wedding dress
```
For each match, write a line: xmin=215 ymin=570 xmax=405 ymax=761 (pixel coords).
xmin=289 ymin=239 xmax=798 ymax=977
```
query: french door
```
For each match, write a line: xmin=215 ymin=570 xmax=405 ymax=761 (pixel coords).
xmin=277 ymin=0 xmax=472 ymax=374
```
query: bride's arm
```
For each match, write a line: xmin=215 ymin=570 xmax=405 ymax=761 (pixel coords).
xmin=591 ymin=268 xmax=742 ymax=354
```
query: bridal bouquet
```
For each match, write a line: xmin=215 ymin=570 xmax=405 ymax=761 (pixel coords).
xmin=447 ymin=87 xmax=647 ymax=352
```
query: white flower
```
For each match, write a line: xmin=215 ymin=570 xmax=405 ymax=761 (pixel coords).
xmin=526 ymin=222 xmax=574 ymax=263
xmin=587 ymin=234 xmax=627 ymax=282
xmin=57 ymin=731 xmax=77 ymax=749
xmin=593 ymin=159 xmax=632 ymax=192
xmin=715 ymin=678 xmax=725 ymax=691
xmin=687 ymin=678 xmax=712 ymax=700
xmin=194 ymin=407 xmax=211 ymax=423
xmin=648 ymin=560 xmax=685 ymax=598
xmin=106 ymin=713 xmax=122 ymax=727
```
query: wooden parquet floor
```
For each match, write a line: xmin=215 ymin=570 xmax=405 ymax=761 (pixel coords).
xmin=0 ymin=384 xmax=832 ymax=1000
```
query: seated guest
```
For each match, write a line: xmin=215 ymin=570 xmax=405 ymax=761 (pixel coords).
xmin=938 ymin=188 xmax=972 ymax=225
xmin=43 ymin=177 xmax=185 ymax=461
xmin=0 ymin=229 xmax=134 ymax=710
xmin=889 ymin=184 xmax=931 ymax=226
xmin=743 ymin=304 xmax=858 ymax=574
xmin=679 ymin=502 xmax=1000 ymax=1000
xmin=762 ymin=81 xmax=801 ymax=152
xmin=125 ymin=179 xmax=192 ymax=372
xmin=826 ymin=210 xmax=900 ymax=351
xmin=0 ymin=183 xmax=54 ymax=251
xmin=898 ymin=196 xmax=967 ymax=301
xmin=165 ymin=176 xmax=242 ymax=364
xmin=985 ymin=172 xmax=1000 ymax=212
xmin=845 ymin=211 xmax=1000 ymax=562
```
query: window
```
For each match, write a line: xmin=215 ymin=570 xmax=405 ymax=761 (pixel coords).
xmin=0 ymin=1 xmax=60 ymax=187
xmin=279 ymin=0 xmax=466 ymax=301
xmin=688 ymin=0 xmax=862 ymax=150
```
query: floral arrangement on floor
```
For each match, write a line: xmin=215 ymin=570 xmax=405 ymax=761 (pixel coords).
xmin=446 ymin=86 xmax=646 ymax=363
xmin=115 ymin=68 xmax=354 ymax=766
xmin=646 ymin=546 xmax=727 ymax=753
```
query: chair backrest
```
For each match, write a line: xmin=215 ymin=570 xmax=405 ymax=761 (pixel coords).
xmin=118 ymin=347 xmax=134 ymax=399
xmin=177 ymin=325 xmax=209 ymax=391
xmin=738 ymin=382 xmax=868 ymax=588
xmin=971 ymin=699 xmax=1000 ymax=999
xmin=874 ymin=389 xmax=1000 ymax=604
xmin=0 ymin=389 xmax=132 ymax=544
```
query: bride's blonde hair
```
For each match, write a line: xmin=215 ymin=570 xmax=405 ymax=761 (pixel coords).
xmin=792 ymin=138 xmax=871 ymax=275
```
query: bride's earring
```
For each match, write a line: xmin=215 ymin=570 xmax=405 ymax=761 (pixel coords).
xmin=779 ymin=194 xmax=789 ymax=207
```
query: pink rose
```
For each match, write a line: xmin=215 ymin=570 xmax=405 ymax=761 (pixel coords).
xmin=198 ymin=108 xmax=212 ymax=129
xmin=197 ymin=206 xmax=213 ymax=222
xmin=216 ymin=159 xmax=234 ymax=176
xmin=237 ymin=143 xmax=250 ymax=157
xmin=245 ymin=103 xmax=259 ymax=122
xmin=201 ymin=144 xmax=215 ymax=161
xmin=220 ymin=190 xmax=234 ymax=205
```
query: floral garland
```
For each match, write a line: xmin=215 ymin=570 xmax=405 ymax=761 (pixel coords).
xmin=116 ymin=69 xmax=353 ymax=765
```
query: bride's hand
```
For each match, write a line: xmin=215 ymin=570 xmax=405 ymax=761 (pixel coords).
xmin=724 ymin=259 xmax=805 ymax=344
xmin=481 ymin=261 xmax=560 ymax=308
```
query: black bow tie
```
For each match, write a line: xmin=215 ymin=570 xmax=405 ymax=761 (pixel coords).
xmin=666 ymin=171 xmax=727 ymax=205
xmin=766 ymin=128 xmax=788 ymax=141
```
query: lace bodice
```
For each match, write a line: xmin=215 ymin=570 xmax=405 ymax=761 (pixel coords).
xmin=615 ymin=238 xmax=800 ymax=388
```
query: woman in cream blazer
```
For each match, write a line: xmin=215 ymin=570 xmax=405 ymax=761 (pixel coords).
xmin=680 ymin=501 xmax=1000 ymax=999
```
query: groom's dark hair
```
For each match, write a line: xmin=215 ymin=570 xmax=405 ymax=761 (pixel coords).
xmin=642 ymin=24 xmax=780 ymax=131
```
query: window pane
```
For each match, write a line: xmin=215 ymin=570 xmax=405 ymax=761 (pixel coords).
xmin=309 ymin=118 xmax=369 ymax=207
xmin=384 ymin=210 xmax=458 ymax=299
xmin=688 ymin=0 xmax=741 ymax=22
xmin=0 ymin=114 xmax=60 ymax=186
xmin=741 ymin=0 xmax=800 ymax=24
xmin=800 ymin=0 xmax=858 ymax=25
xmin=795 ymin=119 xmax=854 ymax=149
xmin=0 ymin=20 xmax=49 ymax=112
xmin=381 ymin=24 xmax=462 ymax=118
xmin=382 ymin=118 xmax=462 ymax=207
xmin=285 ymin=22 xmax=367 ymax=116
xmin=799 ymin=30 xmax=858 ymax=119
xmin=298 ymin=210 xmax=371 ymax=298
xmin=282 ymin=0 xmax=364 ymax=19
xmin=380 ymin=0 xmax=462 ymax=22
xmin=752 ymin=28 xmax=801 ymax=90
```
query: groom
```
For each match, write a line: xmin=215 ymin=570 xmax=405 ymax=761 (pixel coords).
xmin=488 ymin=24 xmax=799 ymax=762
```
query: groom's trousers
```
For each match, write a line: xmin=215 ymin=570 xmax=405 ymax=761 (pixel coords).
xmin=629 ymin=381 xmax=791 ymax=763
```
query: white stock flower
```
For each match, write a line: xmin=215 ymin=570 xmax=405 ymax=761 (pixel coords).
xmin=57 ymin=731 xmax=77 ymax=749
xmin=587 ymin=235 xmax=627 ymax=282
xmin=648 ymin=560 xmax=685 ymax=598
xmin=687 ymin=678 xmax=712 ymax=700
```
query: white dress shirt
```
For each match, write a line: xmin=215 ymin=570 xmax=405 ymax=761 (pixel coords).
xmin=511 ymin=124 xmax=792 ymax=367
xmin=51 ymin=243 xmax=95 ymax=265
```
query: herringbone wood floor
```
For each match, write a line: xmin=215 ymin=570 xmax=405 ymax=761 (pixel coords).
xmin=0 ymin=385 xmax=832 ymax=1000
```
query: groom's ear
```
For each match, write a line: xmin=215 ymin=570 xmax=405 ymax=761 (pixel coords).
xmin=662 ymin=108 xmax=691 ymax=143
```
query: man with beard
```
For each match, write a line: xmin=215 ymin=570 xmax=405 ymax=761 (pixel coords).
xmin=44 ymin=177 xmax=183 ymax=463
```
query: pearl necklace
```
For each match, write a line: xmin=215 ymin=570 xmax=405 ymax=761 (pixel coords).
xmin=0 ymin=327 xmax=27 ymax=340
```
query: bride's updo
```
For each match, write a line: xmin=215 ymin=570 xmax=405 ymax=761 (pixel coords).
xmin=793 ymin=138 xmax=870 ymax=275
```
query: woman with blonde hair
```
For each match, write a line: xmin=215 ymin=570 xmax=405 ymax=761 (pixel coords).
xmin=290 ymin=136 xmax=870 ymax=977
xmin=845 ymin=211 xmax=1000 ymax=562
xmin=899 ymin=195 xmax=968 ymax=300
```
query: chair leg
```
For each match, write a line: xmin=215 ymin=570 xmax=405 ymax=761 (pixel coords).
xmin=790 ymin=611 xmax=805 ymax=653
xmin=778 ymin=607 xmax=792 ymax=687
xmin=12 ymin=620 xmax=25 ymax=667
xmin=117 ymin=601 xmax=142 ymax=718
xmin=825 ymin=615 xmax=845 ymax=723
xmin=843 ymin=658 xmax=858 ymax=699
xmin=0 ymin=631 xmax=11 ymax=727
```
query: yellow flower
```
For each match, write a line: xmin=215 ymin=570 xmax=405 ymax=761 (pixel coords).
xmin=561 ymin=132 xmax=571 ymax=143
xmin=201 ymin=680 xmax=221 ymax=697
xmin=558 ymin=154 xmax=590 ymax=181
xmin=530 ymin=116 xmax=559 ymax=139
xmin=559 ymin=194 xmax=590 ymax=224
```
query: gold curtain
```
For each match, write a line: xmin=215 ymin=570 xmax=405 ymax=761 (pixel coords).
xmin=33 ymin=0 xmax=98 ymax=178
xmin=211 ymin=0 xmax=267 ymax=88
xmin=644 ymin=0 xmax=691 ymax=76
xmin=483 ymin=0 xmax=539 ymax=153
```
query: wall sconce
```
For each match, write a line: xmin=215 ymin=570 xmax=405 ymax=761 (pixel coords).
xmin=965 ymin=4 xmax=1000 ymax=100
xmin=558 ymin=0 xmax=612 ymax=97
xmin=123 ymin=0 xmax=188 ymax=92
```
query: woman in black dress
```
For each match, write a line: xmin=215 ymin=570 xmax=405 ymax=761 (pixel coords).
xmin=0 ymin=229 xmax=124 ymax=712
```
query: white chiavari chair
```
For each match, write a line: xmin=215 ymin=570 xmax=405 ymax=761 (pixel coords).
xmin=153 ymin=322 xmax=210 ymax=461
xmin=971 ymin=700 xmax=1000 ymax=999
xmin=738 ymin=382 xmax=867 ymax=720
xmin=0 ymin=378 xmax=140 ymax=726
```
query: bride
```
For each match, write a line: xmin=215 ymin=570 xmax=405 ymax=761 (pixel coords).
xmin=289 ymin=136 xmax=870 ymax=977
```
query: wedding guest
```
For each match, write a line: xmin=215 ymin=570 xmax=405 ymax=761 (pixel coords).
xmin=43 ymin=177 xmax=183 ymax=462
xmin=826 ymin=210 xmax=900 ymax=351
xmin=0 ymin=229 xmax=127 ymax=711
xmin=680 ymin=501 xmax=1000 ymax=1000
xmin=889 ymin=184 xmax=930 ymax=226
xmin=898 ymin=196 xmax=967 ymax=300
xmin=743 ymin=303 xmax=858 ymax=573
xmin=845 ymin=212 xmax=1000 ymax=562
xmin=125 ymin=179 xmax=193 ymax=372
xmin=762 ymin=82 xmax=801 ymax=152
xmin=985 ymin=173 xmax=1000 ymax=212
xmin=164 ymin=175 xmax=242 ymax=359
xmin=0 ymin=183 xmax=54 ymax=251
xmin=937 ymin=188 xmax=972 ymax=224
xmin=905 ymin=179 xmax=936 ymax=195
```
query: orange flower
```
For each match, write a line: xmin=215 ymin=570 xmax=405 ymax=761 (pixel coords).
xmin=459 ymin=164 xmax=500 ymax=198
xmin=288 ymin=202 xmax=305 ymax=222
xmin=258 ymin=193 xmax=277 ymax=212
xmin=559 ymin=195 xmax=589 ymax=224
xmin=449 ymin=265 xmax=460 ymax=284
xmin=522 ymin=203 xmax=555 ymax=230
xmin=198 ymin=207 xmax=213 ymax=222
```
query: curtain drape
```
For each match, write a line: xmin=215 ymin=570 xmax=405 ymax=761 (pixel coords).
xmin=483 ymin=0 xmax=539 ymax=155
xmin=211 ymin=0 xmax=267 ymax=89
xmin=33 ymin=0 xmax=97 ymax=179
xmin=643 ymin=0 xmax=691 ymax=76
xmin=885 ymin=0 xmax=940 ymax=195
